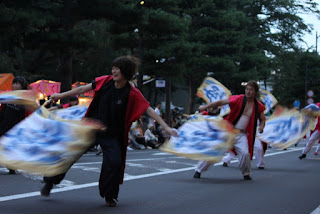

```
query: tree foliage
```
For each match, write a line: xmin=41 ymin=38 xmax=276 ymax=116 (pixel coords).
xmin=0 ymin=0 xmax=319 ymax=109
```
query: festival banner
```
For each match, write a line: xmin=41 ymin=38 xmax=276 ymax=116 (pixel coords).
xmin=29 ymin=80 xmax=60 ymax=96
xmin=259 ymin=90 xmax=278 ymax=114
xmin=0 ymin=106 xmax=104 ymax=176
xmin=257 ymin=106 xmax=316 ymax=149
xmin=196 ymin=77 xmax=231 ymax=117
xmin=51 ymin=105 xmax=89 ymax=120
xmin=160 ymin=116 xmax=238 ymax=162
xmin=0 ymin=90 xmax=39 ymax=109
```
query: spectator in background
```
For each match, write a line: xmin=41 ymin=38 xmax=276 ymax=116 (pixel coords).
xmin=154 ymin=103 xmax=162 ymax=129
xmin=0 ymin=76 xmax=29 ymax=174
xmin=155 ymin=103 xmax=161 ymax=117
xmin=130 ymin=120 xmax=151 ymax=149
xmin=171 ymin=107 xmax=182 ymax=129
xmin=128 ymin=125 xmax=145 ymax=150
xmin=144 ymin=124 xmax=159 ymax=149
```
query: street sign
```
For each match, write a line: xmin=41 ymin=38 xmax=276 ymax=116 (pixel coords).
xmin=307 ymin=98 xmax=314 ymax=104
xmin=293 ymin=100 xmax=300 ymax=108
xmin=156 ymin=80 xmax=166 ymax=88
xmin=307 ymin=90 xmax=314 ymax=97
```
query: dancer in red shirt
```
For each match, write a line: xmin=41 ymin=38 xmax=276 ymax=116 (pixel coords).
xmin=194 ymin=81 xmax=265 ymax=180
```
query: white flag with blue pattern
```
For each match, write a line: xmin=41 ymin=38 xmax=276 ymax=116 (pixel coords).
xmin=197 ymin=77 xmax=231 ymax=117
xmin=0 ymin=106 xmax=103 ymax=176
xmin=259 ymin=90 xmax=278 ymax=114
xmin=51 ymin=105 xmax=88 ymax=120
xmin=257 ymin=106 xmax=316 ymax=149
xmin=160 ymin=115 xmax=238 ymax=162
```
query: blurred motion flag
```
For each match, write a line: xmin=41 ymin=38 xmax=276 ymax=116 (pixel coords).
xmin=197 ymin=77 xmax=231 ymax=117
xmin=51 ymin=105 xmax=89 ymax=120
xmin=301 ymin=103 xmax=320 ymax=117
xmin=0 ymin=106 xmax=104 ymax=176
xmin=160 ymin=115 xmax=238 ymax=162
xmin=188 ymin=113 xmax=222 ymax=121
xmin=259 ymin=90 xmax=278 ymax=114
xmin=257 ymin=106 xmax=316 ymax=149
xmin=0 ymin=90 xmax=39 ymax=109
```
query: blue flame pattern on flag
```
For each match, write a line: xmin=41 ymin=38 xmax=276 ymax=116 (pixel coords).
xmin=0 ymin=106 xmax=102 ymax=176
xmin=197 ymin=77 xmax=231 ymax=117
xmin=160 ymin=115 xmax=238 ymax=162
xmin=188 ymin=114 xmax=221 ymax=122
xmin=259 ymin=90 xmax=278 ymax=114
xmin=51 ymin=105 xmax=88 ymax=120
xmin=257 ymin=106 xmax=316 ymax=149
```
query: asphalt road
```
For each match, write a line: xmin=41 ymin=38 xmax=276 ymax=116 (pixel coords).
xmin=1 ymin=144 xmax=320 ymax=214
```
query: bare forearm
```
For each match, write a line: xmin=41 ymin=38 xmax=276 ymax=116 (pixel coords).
xmin=61 ymin=87 xmax=86 ymax=98
xmin=51 ymin=84 xmax=92 ymax=101
xmin=199 ymin=99 xmax=229 ymax=112
xmin=258 ymin=113 xmax=266 ymax=133
xmin=147 ymin=107 xmax=170 ymax=130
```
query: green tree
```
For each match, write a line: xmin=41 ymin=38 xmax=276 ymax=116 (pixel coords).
xmin=272 ymin=51 xmax=320 ymax=106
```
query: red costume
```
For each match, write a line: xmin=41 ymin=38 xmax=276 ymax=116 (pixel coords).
xmin=87 ymin=75 xmax=150 ymax=183
xmin=314 ymin=103 xmax=320 ymax=133
xmin=225 ymin=95 xmax=265 ymax=158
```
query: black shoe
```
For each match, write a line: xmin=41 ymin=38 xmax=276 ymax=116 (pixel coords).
xmin=299 ymin=154 xmax=306 ymax=160
xmin=8 ymin=169 xmax=16 ymax=174
xmin=193 ymin=171 xmax=201 ymax=179
xmin=41 ymin=183 xmax=53 ymax=197
xmin=243 ymin=175 xmax=252 ymax=180
xmin=222 ymin=162 xmax=228 ymax=167
xmin=258 ymin=167 xmax=264 ymax=170
xmin=105 ymin=198 xmax=117 ymax=207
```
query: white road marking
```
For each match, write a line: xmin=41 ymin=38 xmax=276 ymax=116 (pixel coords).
xmin=153 ymin=152 xmax=171 ymax=156
xmin=71 ymin=157 xmax=182 ymax=166
xmin=0 ymin=169 xmax=76 ymax=186
xmin=71 ymin=165 xmax=101 ymax=173
xmin=56 ymin=180 xmax=76 ymax=188
xmin=0 ymin=147 xmax=305 ymax=202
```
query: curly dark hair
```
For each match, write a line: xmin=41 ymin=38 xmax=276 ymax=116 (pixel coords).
xmin=12 ymin=76 xmax=28 ymax=89
xmin=112 ymin=56 xmax=140 ymax=81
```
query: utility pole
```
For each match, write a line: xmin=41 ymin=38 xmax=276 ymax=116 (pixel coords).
xmin=165 ymin=76 xmax=171 ymax=125
xmin=305 ymin=65 xmax=308 ymax=106
xmin=316 ymin=31 xmax=318 ymax=53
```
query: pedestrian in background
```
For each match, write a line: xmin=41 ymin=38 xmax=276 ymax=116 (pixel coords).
xmin=0 ymin=76 xmax=29 ymax=174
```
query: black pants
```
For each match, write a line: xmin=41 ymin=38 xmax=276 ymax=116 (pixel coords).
xmin=98 ymin=136 xmax=122 ymax=200
xmin=43 ymin=136 xmax=123 ymax=200
xmin=43 ymin=173 xmax=66 ymax=184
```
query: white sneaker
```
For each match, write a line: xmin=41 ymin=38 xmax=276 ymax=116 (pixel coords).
xmin=140 ymin=145 xmax=146 ymax=149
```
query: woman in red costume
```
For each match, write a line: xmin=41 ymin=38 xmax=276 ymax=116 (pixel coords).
xmin=41 ymin=55 xmax=177 ymax=207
